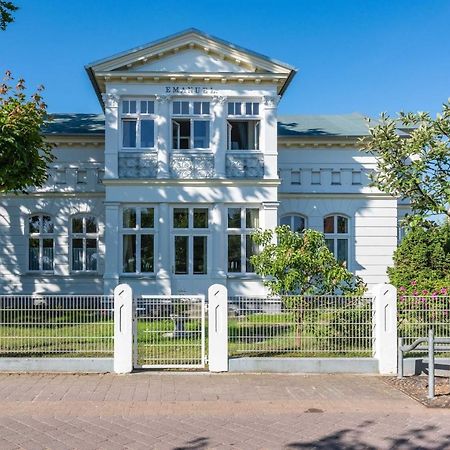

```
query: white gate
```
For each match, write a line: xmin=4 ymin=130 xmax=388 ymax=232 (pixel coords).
xmin=133 ymin=295 xmax=206 ymax=369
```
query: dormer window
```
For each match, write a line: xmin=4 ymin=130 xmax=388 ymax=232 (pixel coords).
xmin=172 ymin=100 xmax=211 ymax=150
xmin=121 ymin=99 xmax=155 ymax=149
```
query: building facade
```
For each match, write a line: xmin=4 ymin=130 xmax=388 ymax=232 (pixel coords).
xmin=0 ymin=29 xmax=408 ymax=296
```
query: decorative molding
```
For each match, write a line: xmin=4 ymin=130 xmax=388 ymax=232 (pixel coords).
xmin=212 ymin=95 xmax=227 ymax=105
xmin=170 ymin=154 xmax=215 ymax=179
xmin=101 ymin=93 xmax=120 ymax=108
xmin=118 ymin=152 xmax=158 ymax=178
xmin=262 ymin=95 xmax=281 ymax=108
xmin=226 ymin=154 xmax=264 ymax=178
xmin=155 ymin=94 xmax=172 ymax=103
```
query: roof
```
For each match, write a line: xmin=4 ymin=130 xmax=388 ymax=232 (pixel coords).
xmin=43 ymin=112 xmax=410 ymax=138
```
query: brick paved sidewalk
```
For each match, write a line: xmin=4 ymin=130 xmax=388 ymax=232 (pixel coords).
xmin=0 ymin=373 xmax=449 ymax=449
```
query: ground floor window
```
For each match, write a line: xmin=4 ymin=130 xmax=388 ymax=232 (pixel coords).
xmin=28 ymin=214 xmax=54 ymax=271
xmin=227 ymin=207 xmax=259 ymax=273
xmin=71 ymin=215 xmax=98 ymax=271
xmin=324 ymin=214 xmax=349 ymax=266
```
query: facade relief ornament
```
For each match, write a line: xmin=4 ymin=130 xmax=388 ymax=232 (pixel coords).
xmin=226 ymin=154 xmax=264 ymax=179
xmin=170 ymin=154 xmax=215 ymax=179
xmin=155 ymin=94 xmax=172 ymax=103
xmin=262 ymin=95 xmax=281 ymax=108
xmin=118 ymin=153 xmax=158 ymax=179
xmin=101 ymin=92 xmax=120 ymax=108
xmin=211 ymin=95 xmax=227 ymax=105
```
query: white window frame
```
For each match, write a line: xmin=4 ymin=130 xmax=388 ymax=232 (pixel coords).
xmin=226 ymin=207 xmax=260 ymax=274
xmin=227 ymin=101 xmax=260 ymax=117
xmin=28 ymin=214 xmax=54 ymax=272
xmin=323 ymin=214 xmax=350 ymax=268
xmin=171 ymin=206 xmax=210 ymax=276
xmin=226 ymin=120 xmax=260 ymax=151
xmin=70 ymin=215 xmax=99 ymax=273
xmin=120 ymin=206 xmax=157 ymax=275
xmin=171 ymin=99 xmax=211 ymax=151
xmin=279 ymin=214 xmax=307 ymax=232
xmin=120 ymin=98 xmax=156 ymax=151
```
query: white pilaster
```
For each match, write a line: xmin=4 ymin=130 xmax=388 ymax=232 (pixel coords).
xmin=262 ymin=95 xmax=280 ymax=179
xmin=102 ymin=92 xmax=120 ymax=179
xmin=157 ymin=202 xmax=171 ymax=294
xmin=212 ymin=96 xmax=227 ymax=178
xmin=103 ymin=202 xmax=120 ymax=294
xmin=156 ymin=95 xmax=171 ymax=178
xmin=211 ymin=203 xmax=227 ymax=283
xmin=262 ymin=201 xmax=279 ymax=232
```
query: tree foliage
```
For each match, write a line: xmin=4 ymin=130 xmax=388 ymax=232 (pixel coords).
xmin=0 ymin=72 xmax=54 ymax=192
xmin=388 ymin=221 xmax=450 ymax=293
xmin=250 ymin=226 xmax=366 ymax=296
xmin=360 ymin=100 xmax=450 ymax=219
xmin=0 ymin=1 xmax=17 ymax=30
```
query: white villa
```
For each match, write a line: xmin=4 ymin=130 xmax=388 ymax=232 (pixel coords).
xmin=0 ymin=29 xmax=409 ymax=296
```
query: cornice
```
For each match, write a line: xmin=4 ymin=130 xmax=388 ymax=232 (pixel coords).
xmin=103 ymin=178 xmax=281 ymax=187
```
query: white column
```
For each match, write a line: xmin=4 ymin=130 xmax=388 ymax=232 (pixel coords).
xmin=157 ymin=202 xmax=171 ymax=294
xmin=211 ymin=203 xmax=227 ymax=284
xmin=262 ymin=201 xmax=279 ymax=233
xmin=208 ymin=284 xmax=228 ymax=372
xmin=114 ymin=283 xmax=134 ymax=374
xmin=156 ymin=95 xmax=171 ymax=178
xmin=103 ymin=202 xmax=120 ymax=294
xmin=102 ymin=93 xmax=120 ymax=179
xmin=212 ymin=95 xmax=227 ymax=178
xmin=372 ymin=283 xmax=397 ymax=375
xmin=262 ymin=96 xmax=280 ymax=179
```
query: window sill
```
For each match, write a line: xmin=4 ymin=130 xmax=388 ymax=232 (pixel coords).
xmin=171 ymin=149 xmax=212 ymax=154
xmin=120 ymin=148 xmax=157 ymax=153
xmin=120 ymin=273 xmax=157 ymax=279
xmin=227 ymin=150 xmax=262 ymax=154
xmin=227 ymin=273 xmax=261 ymax=280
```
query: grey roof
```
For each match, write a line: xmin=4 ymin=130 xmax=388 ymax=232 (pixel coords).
xmin=43 ymin=112 xmax=410 ymax=138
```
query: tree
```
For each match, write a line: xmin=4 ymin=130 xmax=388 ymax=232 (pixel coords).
xmin=0 ymin=1 xmax=17 ymax=30
xmin=388 ymin=221 xmax=450 ymax=293
xmin=0 ymin=72 xmax=54 ymax=192
xmin=250 ymin=226 xmax=366 ymax=296
xmin=360 ymin=100 xmax=450 ymax=220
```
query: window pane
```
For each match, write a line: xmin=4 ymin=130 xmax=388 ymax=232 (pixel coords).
xmin=193 ymin=209 xmax=208 ymax=228
xmin=337 ymin=239 xmax=349 ymax=266
xmin=253 ymin=103 xmax=259 ymax=115
xmin=122 ymin=120 xmax=137 ymax=147
xmin=193 ymin=121 xmax=209 ymax=148
xmin=141 ymin=235 xmax=154 ymax=273
xmin=177 ymin=120 xmax=190 ymax=149
xmin=227 ymin=103 xmax=234 ymax=115
xmin=123 ymin=208 xmax=137 ymax=228
xmin=71 ymin=217 xmax=82 ymax=233
xmin=280 ymin=216 xmax=291 ymax=227
xmin=29 ymin=216 xmax=40 ymax=234
xmin=122 ymin=100 xmax=129 ymax=114
xmin=246 ymin=209 xmax=259 ymax=229
xmin=193 ymin=102 xmax=201 ymax=115
xmin=72 ymin=238 xmax=83 ymax=271
xmin=85 ymin=216 xmax=97 ymax=233
xmin=42 ymin=216 xmax=53 ymax=233
xmin=228 ymin=121 xmax=249 ymax=150
xmin=86 ymin=239 xmax=97 ymax=271
xmin=175 ymin=236 xmax=188 ymax=274
xmin=325 ymin=238 xmax=334 ymax=255
xmin=293 ymin=216 xmax=305 ymax=232
xmin=141 ymin=100 xmax=154 ymax=114
xmin=140 ymin=120 xmax=154 ymax=147
xmin=228 ymin=208 xmax=241 ymax=228
xmin=246 ymin=235 xmax=258 ymax=272
xmin=141 ymin=208 xmax=154 ymax=229
xmin=245 ymin=102 xmax=252 ymax=115
xmin=233 ymin=102 xmax=242 ymax=115
xmin=324 ymin=216 xmax=334 ymax=233
xmin=29 ymin=239 xmax=39 ymax=270
xmin=181 ymin=101 xmax=189 ymax=114
xmin=228 ymin=235 xmax=241 ymax=272
xmin=193 ymin=236 xmax=207 ymax=274
xmin=174 ymin=208 xmax=188 ymax=228
xmin=202 ymin=102 xmax=209 ymax=114
xmin=337 ymin=216 xmax=348 ymax=234
xmin=42 ymin=239 xmax=53 ymax=270
xmin=173 ymin=101 xmax=181 ymax=115
xmin=123 ymin=235 xmax=136 ymax=273
xmin=129 ymin=101 xmax=137 ymax=114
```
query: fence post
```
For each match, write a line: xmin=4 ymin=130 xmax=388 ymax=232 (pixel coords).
xmin=114 ymin=283 xmax=133 ymax=374
xmin=208 ymin=284 xmax=228 ymax=372
xmin=428 ymin=328 xmax=435 ymax=399
xmin=372 ymin=283 xmax=397 ymax=375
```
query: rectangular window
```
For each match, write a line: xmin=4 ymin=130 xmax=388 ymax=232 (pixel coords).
xmin=227 ymin=120 xmax=260 ymax=150
xmin=174 ymin=208 xmax=189 ymax=228
xmin=193 ymin=208 xmax=208 ymax=228
xmin=337 ymin=239 xmax=349 ymax=266
xmin=228 ymin=208 xmax=241 ymax=228
xmin=123 ymin=235 xmax=136 ymax=273
xmin=140 ymin=100 xmax=154 ymax=114
xmin=193 ymin=121 xmax=209 ymax=148
xmin=122 ymin=100 xmax=137 ymax=114
xmin=121 ymin=99 xmax=155 ymax=149
xmin=141 ymin=235 xmax=154 ymax=273
xmin=246 ymin=235 xmax=257 ymax=272
xmin=175 ymin=235 xmax=188 ymax=274
xmin=245 ymin=102 xmax=259 ymax=115
xmin=291 ymin=170 xmax=301 ymax=185
xmin=122 ymin=120 xmax=137 ymax=148
xmin=140 ymin=120 xmax=155 ymax=148
xmin=72 ymin=238 xmax=83 ymax=271
xmin=173 ymin=101 xmax=189 ymax=115
xmin=331 ymin=171 xmax=341 ymax=185
xmin=29 ymin=238 xmax=40 ymax=271
xmin=28 ymin=215 xmax=54 ymax=272
xmin=193 ymin=101 xmax=210 ymax=115
xmin=193 ymin=236 xmax=207 ymax=274
xmin=246 ymin=208 xmax=259 ymax=229
xmin=227 ymin=235 xmax=241 ymax=273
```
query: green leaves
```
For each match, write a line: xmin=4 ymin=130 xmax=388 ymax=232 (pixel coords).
xmin=250 ymin=226 xmax=366 ymax=296
xmin=0 ymin=72 xmax=54 ymax=193
xmin=360 ymin=100 xmax=450 ymax=219
xmin=0 ymin=1 xmax=18 ymax=31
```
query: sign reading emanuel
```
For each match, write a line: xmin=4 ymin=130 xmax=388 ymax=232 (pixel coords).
xmin=165 ymin=86 xmax=218 ymax=95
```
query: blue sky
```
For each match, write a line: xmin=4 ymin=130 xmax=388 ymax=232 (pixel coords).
xmin=1 ymin=0 xmax=449 ymax=117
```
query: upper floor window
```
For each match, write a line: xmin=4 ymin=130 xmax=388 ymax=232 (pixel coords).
xmin=121 ymin=99 xmax=155 ymax=149
xmin=280 ymin=214 xmax=306 ymax=233
xmin=227 ymin=207 xmax=260 ymax=273
xmin=324 ymin=214 xmax=349 ymax=266
xmin=227 ymin=101 xmax=260 ymax=151
xmin=28 ymin=214 xmax=54 ymax=271
xmin=71 ymin=215 xmax=98 ymax=272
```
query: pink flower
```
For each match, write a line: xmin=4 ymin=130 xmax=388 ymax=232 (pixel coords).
xmin=412 ymin=290 xmax=418 ymax=296
xmin=422 ymin=290 xmax=429 ymax=295
xmin=399 ymin=296 xmax=405 ymax=302
xmin=411 ymin=280 xmax=417 ymax=286
xmin=432 ymin=291 xmax=438 ymax=297
xmin=399 ymin=286 xmax=406 ymax=292
xmin=440 ymin=288 xmax=448 ymax=295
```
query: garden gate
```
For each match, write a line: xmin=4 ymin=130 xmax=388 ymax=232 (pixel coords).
xmin=133 ymin=295 xmax=206 ymax=369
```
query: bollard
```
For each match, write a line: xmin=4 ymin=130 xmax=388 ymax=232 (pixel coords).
xmin=428 ymin=328 xmax=435 ymax=399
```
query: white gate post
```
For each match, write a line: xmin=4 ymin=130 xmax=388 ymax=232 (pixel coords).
xmin=208 ymin=284 xmax=228 ymax=372
xmin=114 ymin=283 xmax=134 ymax=374
xmin=372 ymin=283 xmax=397 ymax=375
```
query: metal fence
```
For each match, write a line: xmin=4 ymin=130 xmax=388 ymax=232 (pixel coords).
xmin=228 ymin=295 xmax=374 ymax=357
xmin=134 ymin=295 xmax=206 ymax=368
xmin=398 ymin=295 xmax=450 ymax=348
xmin=0 ymin=295 xmax=114 ymax=357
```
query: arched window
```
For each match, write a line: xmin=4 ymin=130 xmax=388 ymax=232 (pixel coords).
xmin=324 ymin=214 xmax=349 ymax=266
xmin=71 ymin=215 xmax=98 ymax=271
xmin=28 ymin=214 xmax=54 ymax=271
xmin=280 ymin=214 xmax=306 ymax=232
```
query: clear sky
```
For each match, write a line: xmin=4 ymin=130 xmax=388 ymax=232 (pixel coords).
xmin=1 ymin=0 xmax=449 ymax=117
